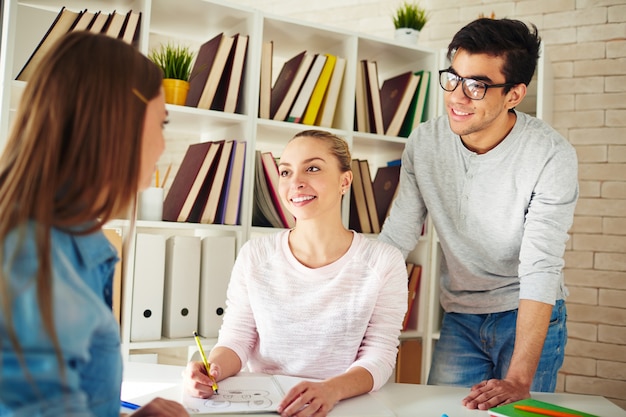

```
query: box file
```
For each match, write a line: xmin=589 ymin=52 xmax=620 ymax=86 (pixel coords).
xmin=198 ymin=235 xmax=236 ymax=338
xmin=130 ymin=233 xmax=166 ymax=341
xmin=162 ymin=235 xmax=202 ymax=338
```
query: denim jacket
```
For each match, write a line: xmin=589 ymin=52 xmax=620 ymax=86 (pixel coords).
xmin=0 ymin=222 xmax=122 ymax=416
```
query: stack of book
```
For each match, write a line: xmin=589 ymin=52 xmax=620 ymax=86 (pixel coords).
xmin=349 ymin=160 xmax=401 ymax=234
xmin=16 ymin=7 xmax=142 ymax=81
xmin=355 ymin=60 xmax=431 ymax=138
xmin=252 ymin=150 xmax=296 ymax=229
xmin=259 ymin=42 xmax=347 ymax=129
xmin=162 ymin=140 xmax=247 ymax=225
xmin=184 ymin=32 xmax=249 ymax=114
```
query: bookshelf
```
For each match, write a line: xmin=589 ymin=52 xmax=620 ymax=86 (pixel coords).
xmin=0 ymin=0 xmax=549 ymax=385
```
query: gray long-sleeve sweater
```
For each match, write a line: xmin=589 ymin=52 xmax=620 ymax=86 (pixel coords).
xmin=379 ymin=111 xmax=579 ymax=314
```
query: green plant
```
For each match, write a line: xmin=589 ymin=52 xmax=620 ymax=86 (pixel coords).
xmin=148 ymin=43 xmax=195 ymax=81
xmin=392 ymin=2 xmax=429 ymax=31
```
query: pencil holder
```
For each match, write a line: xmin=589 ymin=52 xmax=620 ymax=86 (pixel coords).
xmin=138 ymin=187 xmax=164 ymax=221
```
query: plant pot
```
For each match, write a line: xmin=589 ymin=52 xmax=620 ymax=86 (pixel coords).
xmin=394 ymin=28 xmax=420 ymax=44
xmin=162 ymin=78 xmax=189 ymax=105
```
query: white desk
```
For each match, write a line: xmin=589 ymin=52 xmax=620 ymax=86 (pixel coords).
xmin=122 ymin=362 xmax=626 ymax=417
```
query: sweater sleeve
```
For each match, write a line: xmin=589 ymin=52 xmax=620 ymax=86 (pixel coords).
xmin=518 ymin=136 xmax=579 ymax=304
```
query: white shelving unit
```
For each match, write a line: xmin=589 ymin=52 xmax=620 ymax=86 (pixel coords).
xmin=0 ymin=0 xmax=561 ymax=385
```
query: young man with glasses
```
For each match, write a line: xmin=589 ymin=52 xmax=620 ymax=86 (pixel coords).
xmin=379 ymin=18 xmax=578 ymax=410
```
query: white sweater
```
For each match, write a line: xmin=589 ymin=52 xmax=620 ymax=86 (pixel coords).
xmin=214 ymin=230 xmax=407 ymax=391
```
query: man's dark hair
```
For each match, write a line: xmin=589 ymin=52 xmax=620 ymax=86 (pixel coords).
xmin=447 ymin=18 xmax=541 ymax=88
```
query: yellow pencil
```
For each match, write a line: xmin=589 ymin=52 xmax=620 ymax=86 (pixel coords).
xmin=155 ymin=168 xmax=160 ymax=188
xmin=161 ymin=163 xmax=172 ymax=189
xmin=193 ymin=331 xmax=219 ymax=394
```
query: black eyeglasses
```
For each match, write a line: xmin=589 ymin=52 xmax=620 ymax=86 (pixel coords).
xmin=438 ymin=69 xmax=516 ymax=100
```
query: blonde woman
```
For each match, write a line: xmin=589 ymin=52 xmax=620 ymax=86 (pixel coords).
xmin=184 ymin=130 xmax=407 ymax=417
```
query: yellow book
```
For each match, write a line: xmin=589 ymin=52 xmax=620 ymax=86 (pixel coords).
xmin=302 ymin=54 xmax=337 ymax=125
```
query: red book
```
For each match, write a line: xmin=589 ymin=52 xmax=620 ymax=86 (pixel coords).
xmin=380 ymin=71 xmax=420 ymax=137
xmin=261 ymin=152 xmax=295 ymax=229
xmin=162 ymin=141 xmax=217 ymax=222
xmin=373 ymin=164 xmax=401 ymax=226
xmin=403 ymin=264 xmax=422 ymax=331
xmin=185 ymin=33 xmax=223 ymax=107
xmin=270 ymin=50 xmax=307 ymax=120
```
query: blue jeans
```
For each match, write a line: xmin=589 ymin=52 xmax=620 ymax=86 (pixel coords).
xmin=427 ymin=300 xmax=567 ymax=391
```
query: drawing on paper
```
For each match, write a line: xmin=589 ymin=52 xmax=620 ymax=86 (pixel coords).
xmin=202 ymin=389 xmax=274 ymax=409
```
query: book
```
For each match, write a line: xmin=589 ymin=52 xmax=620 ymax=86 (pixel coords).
xmin=348 ymin=159 xmax=371 ymax=233
xmin=71 ymin=9 xmax=96 ymax=32
xmin=365 ymin=60 xmax=384 ymax=134
xmin=219 ymin=140 xmax=246 ymax=225
xmin=287 ymin=53 xmax=327 ymax=123
xmin=185 ymin=33 xmax=223 ymax=108
xmin=162 ymin=141 xmax=215 ymax=222
xmin=316 ymin=56 xmax=345 ymax=128
xmin=270 ymin=50 xmax=306 ymax=119
xmin=372 ymin=164 xmax=401 ymax=226
xmin=222 ymin=34 xmax=249 ymax=113
xmin=354 ymin=60 xmax=370 ymax=132
xmin=88 ymin=11 xmax=110 ymax=33
xmin=200 ymin=140 xmax=235 ymax=224
xmin=16 ymin=7 xmax=83 ymax=81
xmin=381 ymin=71 xmax=421 ymax=137
xmin=259 ymin=40 xmax=273 ymax=119
xmin=121 ymin=10 xmax=141 ymax=45
xmin=488 ymin=398 xmax=600 ymax=417
xmin=252 ymin=150 xmax=283 ymax=228
xmin=197 ymin=34 xmax=235 ymax=110
xmin=358 ymin=159 xmax=380 ymax=233
xmin=403 ymin=264 xmax=422 ymax=331
xmin=399 ymin=70 xmax=431 ymax=137
xmin=272 ymin=52 xmax=315 ymax=122
xmin=414 ymin=70 xmax=431 ymax=124
xmin=395 ymin=338 xmax=422 ymax=384
xmin=261 ymin=152 xmax=296 ymax=229
xmin=103 ymin=10 xmax=127 ymax=39
xmin=186 ymin=141 xmax=225 ymax=223
xmin=302 ymin=53 xmax=336 ymax=125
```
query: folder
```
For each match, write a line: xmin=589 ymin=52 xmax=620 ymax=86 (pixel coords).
xmin=130 ymin=233 xmax=166 ymax=341
xmin=198 ymin=235 xmax=236 ymax=338
xmin=162 ymin=235 xmax=202 ymax=338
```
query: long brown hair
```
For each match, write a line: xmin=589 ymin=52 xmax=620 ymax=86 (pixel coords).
xmin=0 ymin=31 xmax=162 ymax=378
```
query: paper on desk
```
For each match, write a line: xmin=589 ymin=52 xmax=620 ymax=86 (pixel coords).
xmin=182 ymin=374 xmax=284 ymax=414
xmin=181 ymin=374 xmax=395 ymax=416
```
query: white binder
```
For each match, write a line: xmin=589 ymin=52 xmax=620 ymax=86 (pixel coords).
xmin=130 ymin=233 xmax=166 ymax=341
xmin=162 ymin=235 xmax=202 ymax=338
xmin=198 ymin=235 xmax=236 ymax=338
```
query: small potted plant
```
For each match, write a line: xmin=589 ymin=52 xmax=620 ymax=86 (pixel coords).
xmin=148 ymin=42 xmax=195 ymax=105
xmin=392 ymin=2 xmax=429 ymax=44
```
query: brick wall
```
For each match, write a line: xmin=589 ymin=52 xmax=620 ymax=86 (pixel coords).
xmin=230 ymin=0 xmax=626 ymax=409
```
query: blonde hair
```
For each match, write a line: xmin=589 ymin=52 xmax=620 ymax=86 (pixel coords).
xmin=0 ymin=31 xmax=162 ymax=381
xmin=292 ymin=130 xmax=352 ymax=172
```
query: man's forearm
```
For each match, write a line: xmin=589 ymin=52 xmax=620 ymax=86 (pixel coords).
xmin=505 ymin=299 xmax=553 ymax=387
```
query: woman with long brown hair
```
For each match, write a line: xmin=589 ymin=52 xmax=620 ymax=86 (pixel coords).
xmin=0 ymin=31 xmax=187 ymax=416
